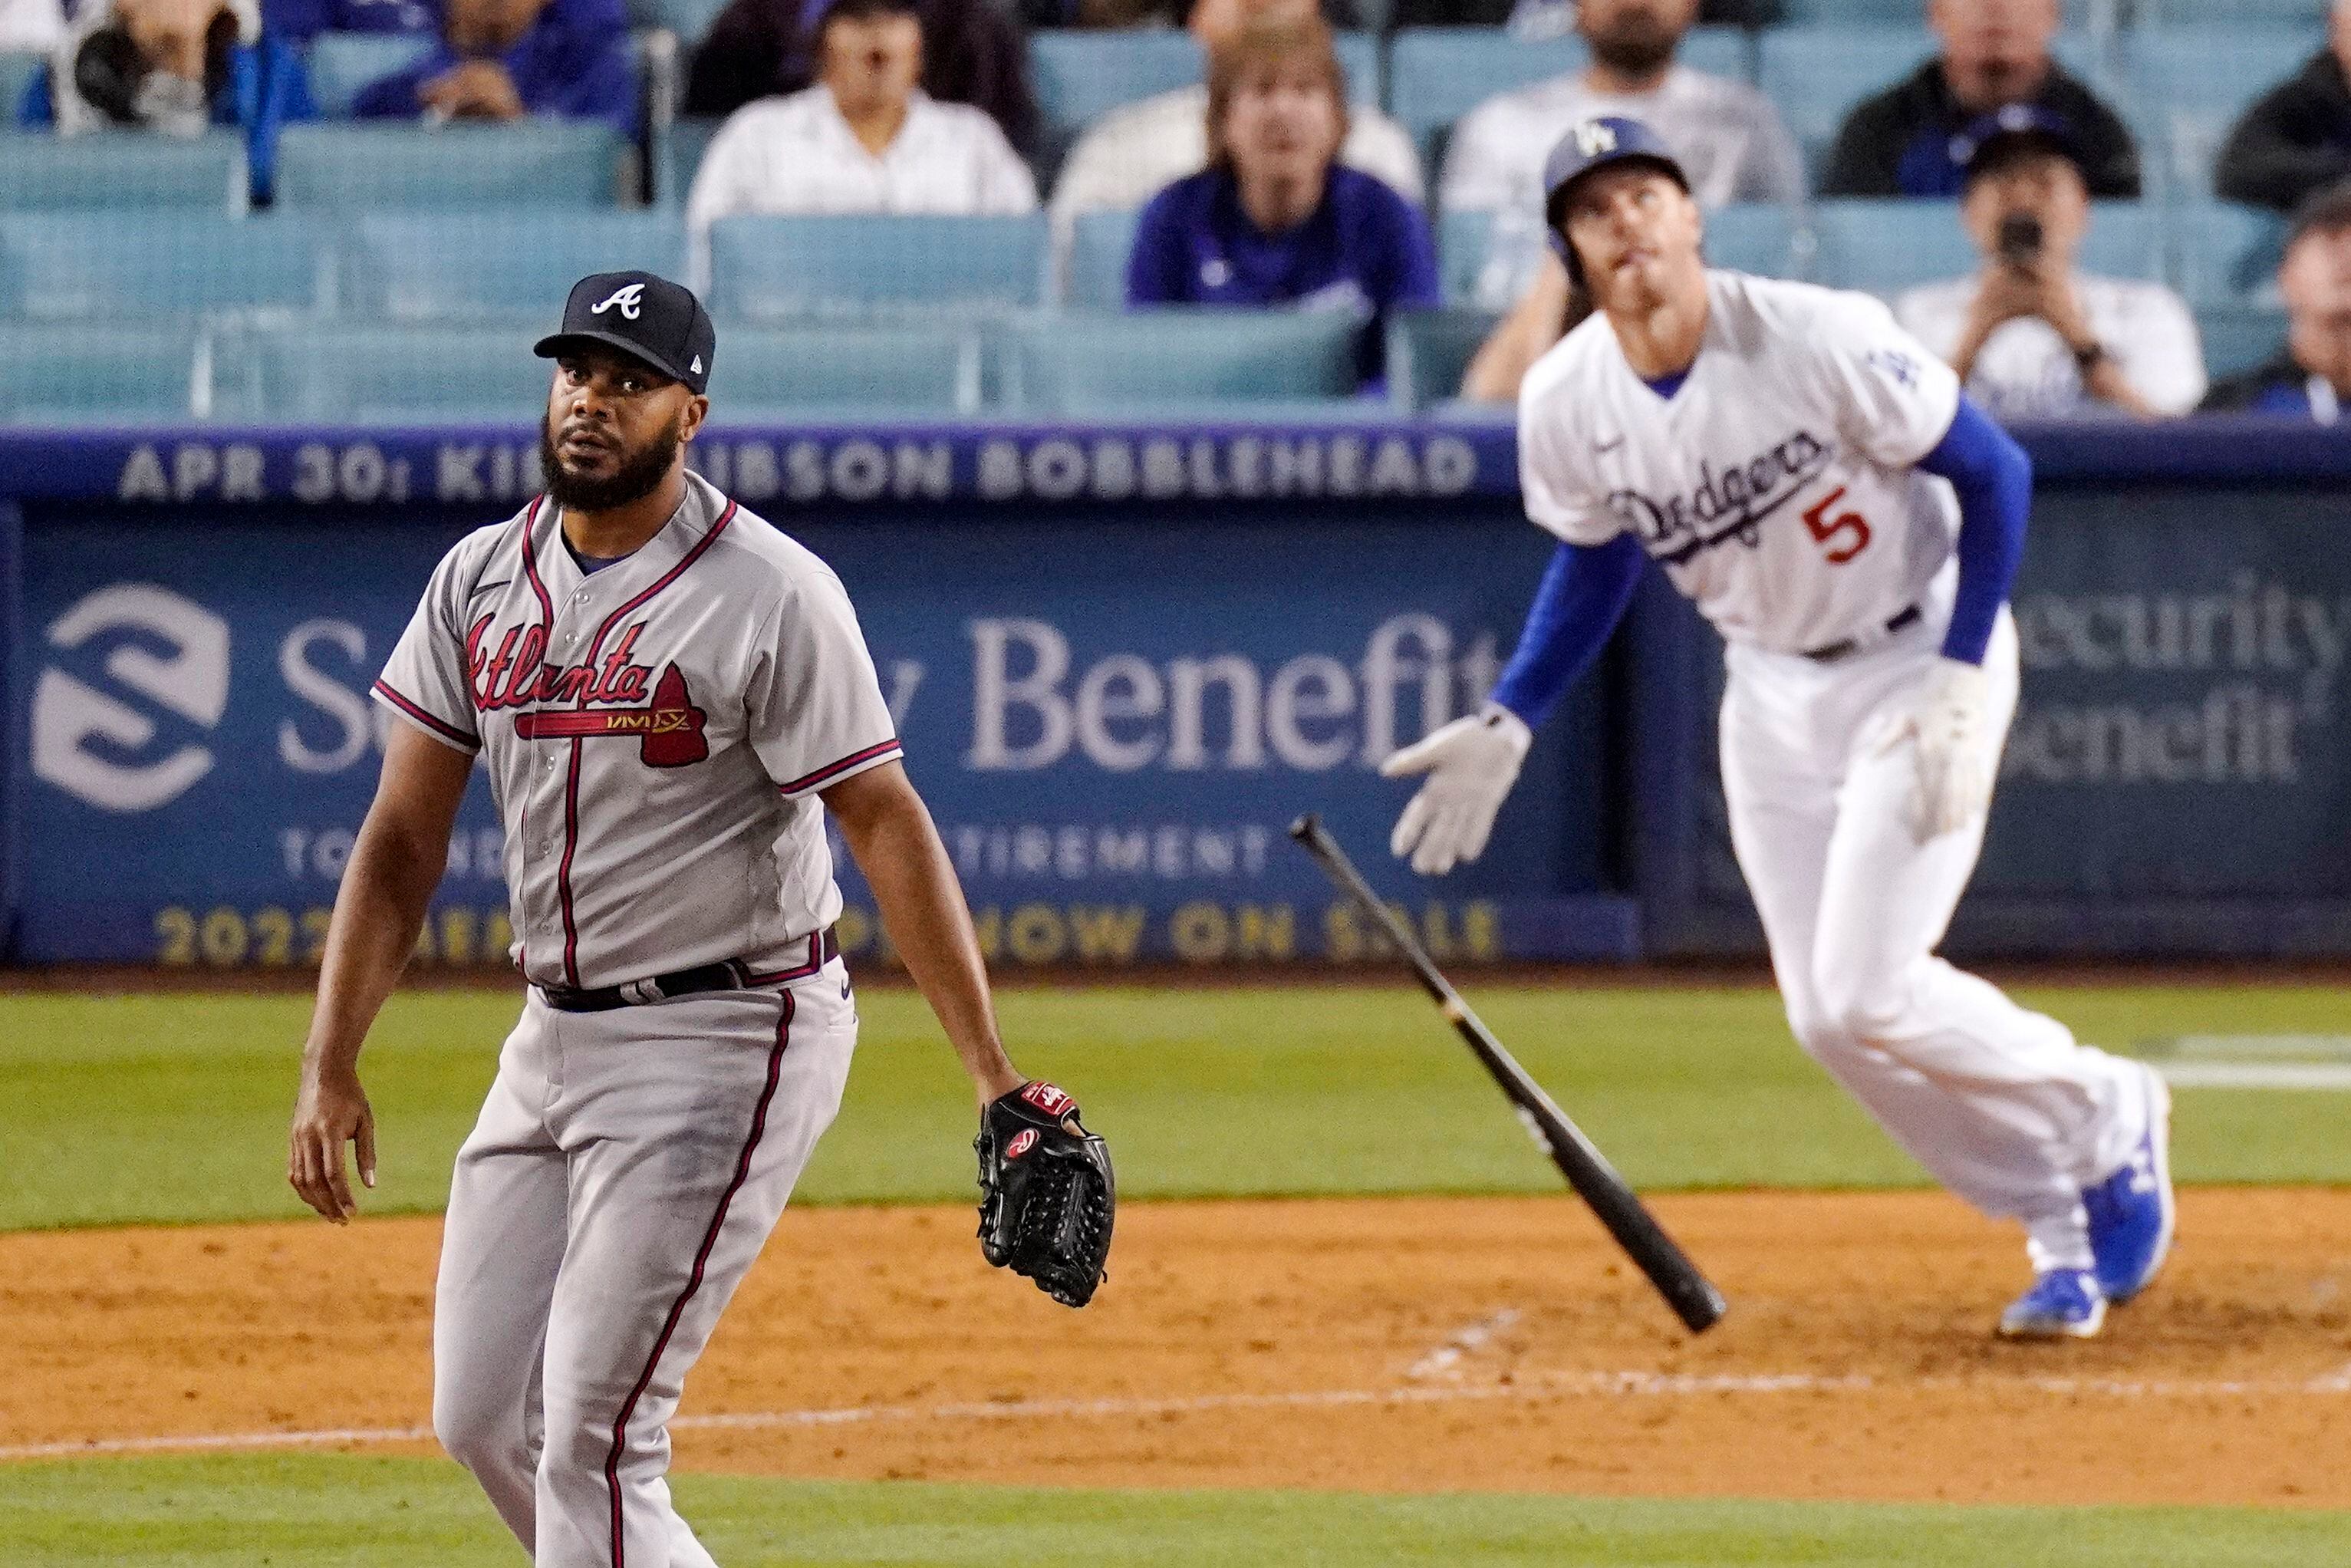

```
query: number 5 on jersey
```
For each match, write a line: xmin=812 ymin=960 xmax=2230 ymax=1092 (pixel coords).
xmin=1803 ymin=485 xmax=1872 ymax=565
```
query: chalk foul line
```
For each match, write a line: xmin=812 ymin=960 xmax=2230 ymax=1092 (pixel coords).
xmin=10 ymin=1366 xmax=2351 ymax=1463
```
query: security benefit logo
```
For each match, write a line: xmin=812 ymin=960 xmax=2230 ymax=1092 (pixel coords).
xmin=32 ymin=584 xmax=230 ymax=812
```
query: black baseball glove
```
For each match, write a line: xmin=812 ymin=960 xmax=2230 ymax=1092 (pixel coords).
xmin=975 ymin=1080 xmax=1114 ymax=1308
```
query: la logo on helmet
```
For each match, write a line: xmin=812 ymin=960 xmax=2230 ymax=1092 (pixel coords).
xmin=591 ymin=283 xmax=645 ymax=320
xmin=1574 ymin=120 xmax=1618 ymax=157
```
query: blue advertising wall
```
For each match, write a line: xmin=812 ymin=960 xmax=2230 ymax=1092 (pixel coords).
xmin=5 ymin=418 xmax=2351 ymax=967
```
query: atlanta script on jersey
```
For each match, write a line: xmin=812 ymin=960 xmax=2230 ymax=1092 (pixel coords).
xmin=372 ymin=473 xmax=901 ymax=990
xmin=1517 ymin=270 xmax=1964 ymax=655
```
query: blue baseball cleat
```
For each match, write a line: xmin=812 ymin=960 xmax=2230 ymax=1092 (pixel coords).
xmin=1997 ymin=1268 xmax=2107 ymax=1340
xmin=2083 ymin=1065 xmax=2175 ymax=1304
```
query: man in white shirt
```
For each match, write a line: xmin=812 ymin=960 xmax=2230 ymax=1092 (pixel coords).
xmin=1895 ymin=109 xmax=2204 ymax=420
xmin=685 ymin=0 xmax=1037 ymax=249
xmin=1045 ymin=0 xmax=1423 ymax=278
xmin=1442 ymin=0 xmax=1803 ymax=311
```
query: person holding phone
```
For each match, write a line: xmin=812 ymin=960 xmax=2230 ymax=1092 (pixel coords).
xmin=1894 ymin=108 xmax=2204 ymax=420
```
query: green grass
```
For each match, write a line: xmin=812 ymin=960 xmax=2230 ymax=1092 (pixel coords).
xmin=2 ymin=1454 xmax=2346 ymax=1567
xmin=2 ymin=983 xmax=2349 ymax=1231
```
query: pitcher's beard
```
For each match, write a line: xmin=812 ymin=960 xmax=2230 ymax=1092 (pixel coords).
xmin=541 ymin=410 xmax=685 ymax=513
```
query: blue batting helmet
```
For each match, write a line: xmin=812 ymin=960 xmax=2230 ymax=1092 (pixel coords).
xmin=1541 ymin=116 xmax=1691 ymax=286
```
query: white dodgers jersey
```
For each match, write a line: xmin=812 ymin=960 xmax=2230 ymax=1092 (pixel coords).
xmin=1518 ymin=270 xmax=1965 ymax=656
xmin=373 ymin=473 xmax=902 ymax=990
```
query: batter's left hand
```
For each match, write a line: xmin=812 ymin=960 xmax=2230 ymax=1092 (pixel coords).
xmin=1381 ymin=704 xmax=1532 ymax=875
xmin=1873 ymin=657 xmax=1994 ymax=842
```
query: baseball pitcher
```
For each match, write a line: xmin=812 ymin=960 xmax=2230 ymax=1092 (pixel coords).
xmin=1382 ymin=119 xmax=2172 ymax=1339
xmin=288 ymin=272 xmax=1111 ymax=1566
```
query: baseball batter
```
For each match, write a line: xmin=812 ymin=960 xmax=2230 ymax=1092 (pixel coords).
xmin=288 ymin=272 xmax=1108 ymax=1566
xmin=1383 ymin=119 xmax=2174 ymax=1339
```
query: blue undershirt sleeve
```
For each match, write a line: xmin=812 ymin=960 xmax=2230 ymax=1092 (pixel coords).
xmin=1914 ymin=394 xmax=2032 ymax=666
xmin=1489 ymin=533 xmax=1648 ymax=729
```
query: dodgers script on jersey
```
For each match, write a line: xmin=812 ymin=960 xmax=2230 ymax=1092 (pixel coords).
xmin=372 ymin=472 xmax=901 ymax=990
xmin=1518 ymin=270 xmax=1964 ymax=655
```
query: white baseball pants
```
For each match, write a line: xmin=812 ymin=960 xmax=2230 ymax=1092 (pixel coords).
xmin=431 ymin=967 xmax=858 ymax=1567
xmin=1719 ymin=608 xmax=2147 ymax=1270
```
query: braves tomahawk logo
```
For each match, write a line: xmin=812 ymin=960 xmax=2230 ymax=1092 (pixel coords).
xmin=590 ymin=282 xmax=645 ymax=320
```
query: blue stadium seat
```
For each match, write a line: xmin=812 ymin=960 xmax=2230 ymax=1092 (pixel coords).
xmin=2195 ymin=301 xmax=2289 ymax=380
xmin=710 ymin=324 xmax=982 ymax=414
xmin=1809 ymin=199 xmax=1977 ymax=296
xmin=1003 ymin=310 xmax=1359 ymax=413
xmin=303 ymin=32 xmax=436 ymax=117
xmin=1384 ymin=306 xmax=1497 ymax=413
xmin=1065 ymin=209 xmax=1141 ymax=308
xmin=1388 ymin=26 xmax=1748 ymax=162
xmin=0 ymin=132 xmax=245 ymax=212
xmin=1705 ymin=203 xmax=1802 ymax=280
xmin=707 ymin=214 xmax=1046 ymax=317
xmin=213 ymin=321 xmax=553 ymax=420
xmin=647 ymin=0 xmax=730 ymax=46
xmin=0 ymin=213 xmax=331 ymax=318
xmin=659 ymin=117 xmax=722 ymax=207
xmin=1436 ymin=208 xmax=1495 ymax=305
xmin=2119 ymin=25 xmax=2317 ymax=197
xmin=272 ymin=123 xmax=624 ymax=208
xmin=348 ymin=211 xmax=688 ymax=318
xmin=2175 ymin=201 xmax=2290 ymax=305
xmin=0 ymin=323 xmax=198 ymax=423
xmin=0 ymin=50 xmax=40 ymax=120
xmin=2074 ymin=201 xmax=2163 ymax=282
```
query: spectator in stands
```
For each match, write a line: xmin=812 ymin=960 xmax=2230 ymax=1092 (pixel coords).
xmin=1896 ymin=110 xmax=2203 ymax=420
xmin=1823 ymin=0 xmax=2138 ymax=199
xmin=38 ymin=0 xmax=308 ymax=137
xmin=1049 ymin=0 xmax=1422 ymax=255
xmin=686 ymin=0 xmax=1036 ymax=240
xmin=1125 ymin=13 xmax=1436 ymax=389
xmin=1442 ymin=0 xmax=1802 ymax=311
xmin=686 ymin=0 xmax=1036 ymax=156
xmin=348 ymin=0 xmax=635 ymax=133
xmin=1389 ymin=0 xmax=1774 ymax=37
xmin=1013 ymin=0 xmax=1352 ymax=32
xmin=0 ymin=0 xmax=64 ymax=54
xmin=2201 ymin=184 xmax=2351 ymax=421
xmin=264 ymin=0 xmax=431 ymax=42
xmin=2214 ymin=0 xmax=2351 ymax=216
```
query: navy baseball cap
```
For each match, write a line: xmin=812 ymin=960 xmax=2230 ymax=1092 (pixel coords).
xmin=1951 ymin=105 xmax=2083 ymax=183
xmin=1541 ymin=117 xmax=1691 ymax=283
xmin=535 ymin=272 xmax=716 ymax=396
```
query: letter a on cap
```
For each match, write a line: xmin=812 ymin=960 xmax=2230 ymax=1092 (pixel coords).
xmin=591 ymin=283 xmax=645 ymax=320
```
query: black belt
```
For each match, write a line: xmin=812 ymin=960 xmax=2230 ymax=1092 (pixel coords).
xmin=1802 ymin=603 xmax=1922 ymax=664
xmin=538 ymin=927 xmax=839 ymax=1013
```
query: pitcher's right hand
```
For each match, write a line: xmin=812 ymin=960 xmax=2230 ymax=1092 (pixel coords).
xmin=1379 ymin=704 xmax=1532 ymax=876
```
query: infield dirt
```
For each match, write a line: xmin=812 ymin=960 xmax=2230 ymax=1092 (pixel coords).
xmin=8 ymin=1190 xmax=2350 ymax=1507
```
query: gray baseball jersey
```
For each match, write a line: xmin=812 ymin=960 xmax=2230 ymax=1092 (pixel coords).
xmin=373 ymin=472 xmax=901 ymax=990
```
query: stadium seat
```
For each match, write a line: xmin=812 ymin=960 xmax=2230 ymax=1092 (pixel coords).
xmin=272 ymin=123 xmax=624 ymax=208
xmin=660 ymin=117 xmax=723 ymax=206
xmin=2195 ymin=301 xmax=2290 ymax=380
xmin=0 ymin=213 xmax=331 ymax=318
xmin=348 ymin=211 xmax=688 ymax=318
xmin=706 ymin=213 xmax=1046 ymax=317
xmin=0 ymin=50 xmax=39 ymax=120
xmin=1002 ymin=310 xmax=1359 ymax=413
xmin=213 ymin=321 xmax=553 ymax=420
xmin=1436 ymin=209 xmax=1497 ymax=306
xmin=1384 ymin=306 xmax=1497 ymax=413
xmin=0 ymin=132 xmax=245 ymax=212
xmin=2175 ymin=201 xmax=2290 ymax=305
xmin=1389 ymin=25 xmax=1748 ymax=166
xmin=302 ymin=32 xmax=436 ymax=117
xmin=1808 ymin=199 xmax=1977 ymax=297
xmin=2119 ymin=25 xmax=2317 ymax=198
xmin=2074 ymin=201 xmax=2163 ymax=282
xmin=646 ymin=0 xmax=731 ymax=46
xmin=1705 ymin=203 xmax=1802 ymax=280
xmin=710 ymin=324 xmax=982 ymax=414
xmin=1065 ymin=209 xmax=1141 ymax=308
xmin=0 ymin=322 xmax=199 ymax=422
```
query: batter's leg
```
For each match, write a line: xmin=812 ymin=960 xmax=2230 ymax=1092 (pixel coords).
xmin=1717 ymin=662 xmax=2024 ymax=1206
xmin=1809 ymin=621 xmax=2145 ymax=1262
xmin=433 ymin=1000 xmax=568 ymax=1548
xmin=532 ymin=978 xmax=858 ymax=1568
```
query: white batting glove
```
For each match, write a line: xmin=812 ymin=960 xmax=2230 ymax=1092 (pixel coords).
xmin=1872 ymin=657 xmax=1994 ymax=842
xmin=1379 ymin=704 xmax=1533 ymax=876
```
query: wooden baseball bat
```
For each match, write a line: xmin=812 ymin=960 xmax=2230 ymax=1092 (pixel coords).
xmin=1289 ymin=814 xmax=1727 ymax=1334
